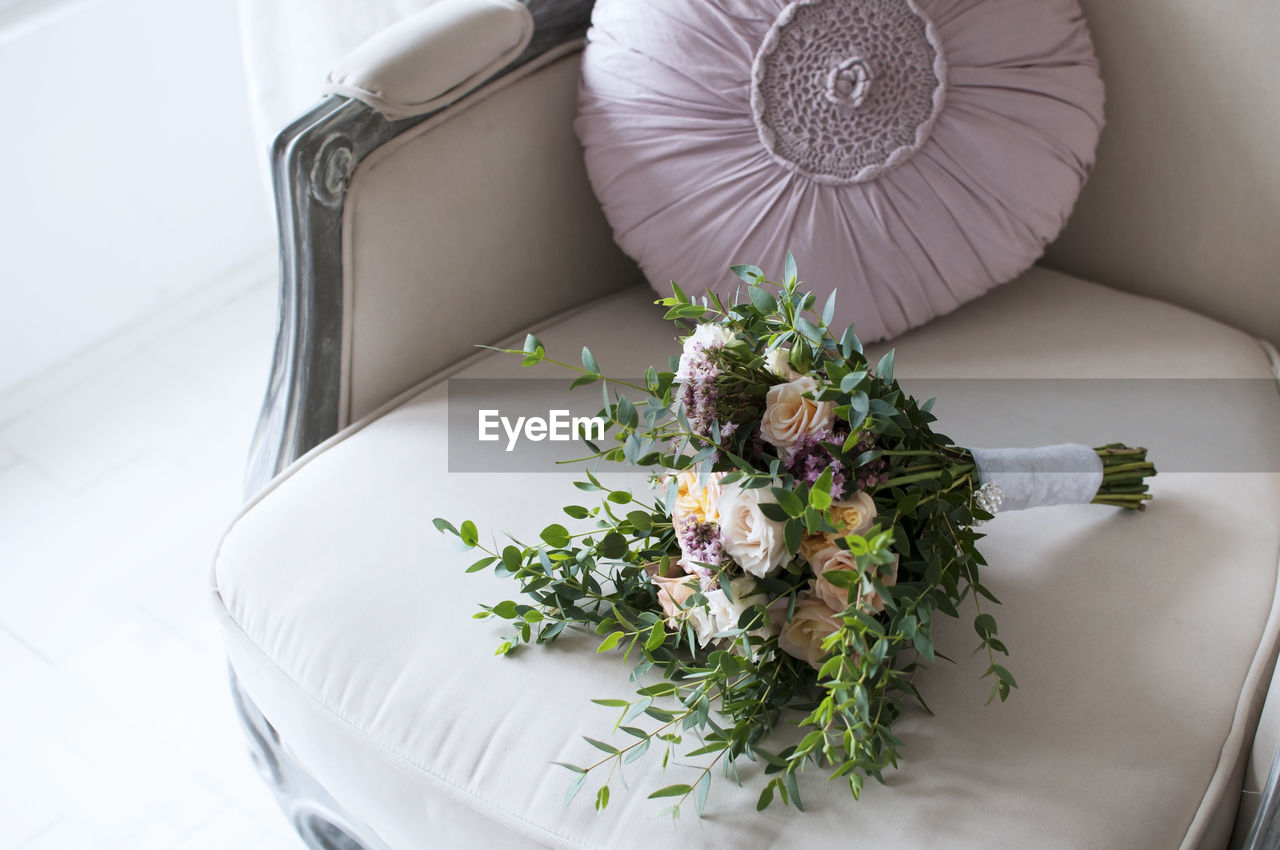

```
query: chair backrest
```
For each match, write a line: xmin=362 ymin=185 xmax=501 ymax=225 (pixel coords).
xmin=1044 ymin=0 xmax=1280 ymax=346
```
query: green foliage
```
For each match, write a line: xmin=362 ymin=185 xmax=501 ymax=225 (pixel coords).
xmin=435 ymin=260 xmax=1022 ymax=819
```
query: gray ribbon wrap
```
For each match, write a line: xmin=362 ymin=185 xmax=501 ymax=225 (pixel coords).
xmin=969 ymin=444 xmax=1103 ymax=511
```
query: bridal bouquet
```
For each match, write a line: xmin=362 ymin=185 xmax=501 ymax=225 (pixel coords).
xmin=435 ymin=257 xmax=1155 ymax=817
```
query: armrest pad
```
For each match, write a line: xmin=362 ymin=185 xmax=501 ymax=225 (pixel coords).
xmin=323 ymin=0 xmax=533 ymax=120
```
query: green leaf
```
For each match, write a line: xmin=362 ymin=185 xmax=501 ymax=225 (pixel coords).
xmin=648 ymin=784 xmax=693 ymax=799
xmin=749 ymin=286 xmax=777 ymax=314
xmin=840 ymin=323 xmax=862 ymax=358
xmin=730 ymin=264 xmax=764 ymax=285
xmin=626 ymin=510 xmax=653 ymax=533
xmin=465 ymin=556 xmax=497 ymax=574
xmin=584 ymin=737 xmax=620 ymax=754
xmin=581 ymin=346 xmax=599 ymax=374
xmin=784 ymin=771 xmax=804 ymax=812
xmin=432 ymin=517 xmax=458 ymax=536
xmin=606 ymin=490 xmax=633 ymax=505
xmin=991 ymin=664 xmax=1019 ymax=688
xmin=795 ymin=317 xmax=823 ymax=345
xmin=564 ymin=505 xmax=590 ymax=519
xmin=822 ymin=290 xmax=837 ymax=327
xmin=523 ymin=333 xmax=543 ymax=354
xmin=600 ymin=531 xmax=628 ymax=559
xmin=590 ymin=698 xmax=628 ymax=708
xmin=616 ymin=395 xmax=637 ymax=428
xmin=459 ymin=520 xmax=479 ymax=548
xmin=695 ymin=771 xmax=711 ymax=816
xmin=540 ymin=524 xmax=571 ymax=548
xmin=839 ymin=371 xmax=868 ymax=394
xmin=974 ymin=613 xmax=998 ymax=639
xmin=758 ymin=502 xmax=791 ymax=523
xmin=597 ymin=631 xmax=624 ymax=653
xmin=784 ymin=518 xmax=804 ymax=556
xmin=671 ymin=280 xmax=689 ymax=303
xmin=846 ymin=391 xmax=869 ymax=431
xmin=809 ymin=468 xmax=834 ymax=509
xmin=876 ymin=349 xmax=895 ymax=383
xmin=564 ymin=772 xmax=587 ymax=807
xmin=756 ymin=782 xmax=775 ymax=811
xmin=624 ymin=738 xmax=651 ymax=764
xmin=501 ymin=545 xmax=522 ymax=572
xmin=784 ymin=251 xmax=798 ymax=286
xmin=623 ymin=697 xmax=654 ymax=724
xmin=595 ymin=785 xmax=610 ymax=811
xmin=770 ymin=487 xmax=805 ymax=518
xmin=569 ymin=373 xmax=598 ymax=389
xmin=644 ymin=621 xmax=666 ymax=651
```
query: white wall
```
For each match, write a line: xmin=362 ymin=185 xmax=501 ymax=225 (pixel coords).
xmin=0 ymin=0 xmax=274 ymax=394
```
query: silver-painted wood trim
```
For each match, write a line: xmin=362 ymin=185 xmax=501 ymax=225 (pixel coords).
xmin=230 ymin=669 xmax=394 ymax=850
xmin=245 ymin=0 xmax=595 ymax=496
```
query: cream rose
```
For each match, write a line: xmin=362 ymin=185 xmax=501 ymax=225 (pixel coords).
xmin=810 ymin=547 xmax=899 ymax=614
xmin=717 ymin=482 xmax=789 ymax=577
xmin=674 ymin=323 xmax=734 ymax=382
xmin=760 ymin=375 xmax=835 ymax=448
xmin=778 ymin=594 xmax=844 ymax=669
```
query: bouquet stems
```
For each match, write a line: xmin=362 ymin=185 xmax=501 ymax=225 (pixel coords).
xmin=1092 ymin=444 xmax=1155 ymax=510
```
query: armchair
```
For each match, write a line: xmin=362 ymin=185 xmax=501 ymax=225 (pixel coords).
xmin=217 ymin=1 xmax=1280 ymax=847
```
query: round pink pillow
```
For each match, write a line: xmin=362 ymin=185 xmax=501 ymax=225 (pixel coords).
xmin=576 ymin=0 xmax=1104 ymax=341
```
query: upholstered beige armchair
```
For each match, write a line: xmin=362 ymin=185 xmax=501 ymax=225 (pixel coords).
xmin=217 ymin=1 xmax=1280 ymax=847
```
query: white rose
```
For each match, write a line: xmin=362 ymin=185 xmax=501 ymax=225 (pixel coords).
xmin=674 ymin=323 xmax=734 ymax=382
xmin=760 ymin=375 xmax=835 ymax=448
xmin=686 ymin=594 xmax=721 ymax=647
xmin=705 ymin=577 xmax=775 ymax=638
xmin=763 ymin=347 xmax=792 ymax=379
xmin=717 ymin=482 xmax=789 ymax=578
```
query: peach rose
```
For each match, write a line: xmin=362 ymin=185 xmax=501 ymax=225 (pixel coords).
xmin=777 ymin=594 xmax=844 ymax=669
xmin=760 ymin=376 xmax=834 ymax=449
xmin=829 ymin=491 xmax=877 ymax=537
xmin=797 ymin=492 xmax=878 ymax=560
xmin=798 ymin=533 xmax=831 ymax=562
xmin=810 ymin=547 xmax=899 ymax=614
xmin=651 ymin=574 xmax=699 ymax=627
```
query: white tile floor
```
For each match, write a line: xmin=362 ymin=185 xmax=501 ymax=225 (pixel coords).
xmin=0 ymin=256 xmax=303 ymax=849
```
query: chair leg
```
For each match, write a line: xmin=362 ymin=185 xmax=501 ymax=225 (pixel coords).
xmin=228 ymin=667 xmax=394 ymax=850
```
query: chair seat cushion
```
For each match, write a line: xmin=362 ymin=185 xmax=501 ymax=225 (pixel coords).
xmin=214 ymin=266 xmax=1280 ymax=849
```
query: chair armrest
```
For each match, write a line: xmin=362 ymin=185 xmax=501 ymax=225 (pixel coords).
xmin=246 ymin=0 xmax=637 ymax=495
xmin=324 ymin=0 xmax=532 ymax=120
